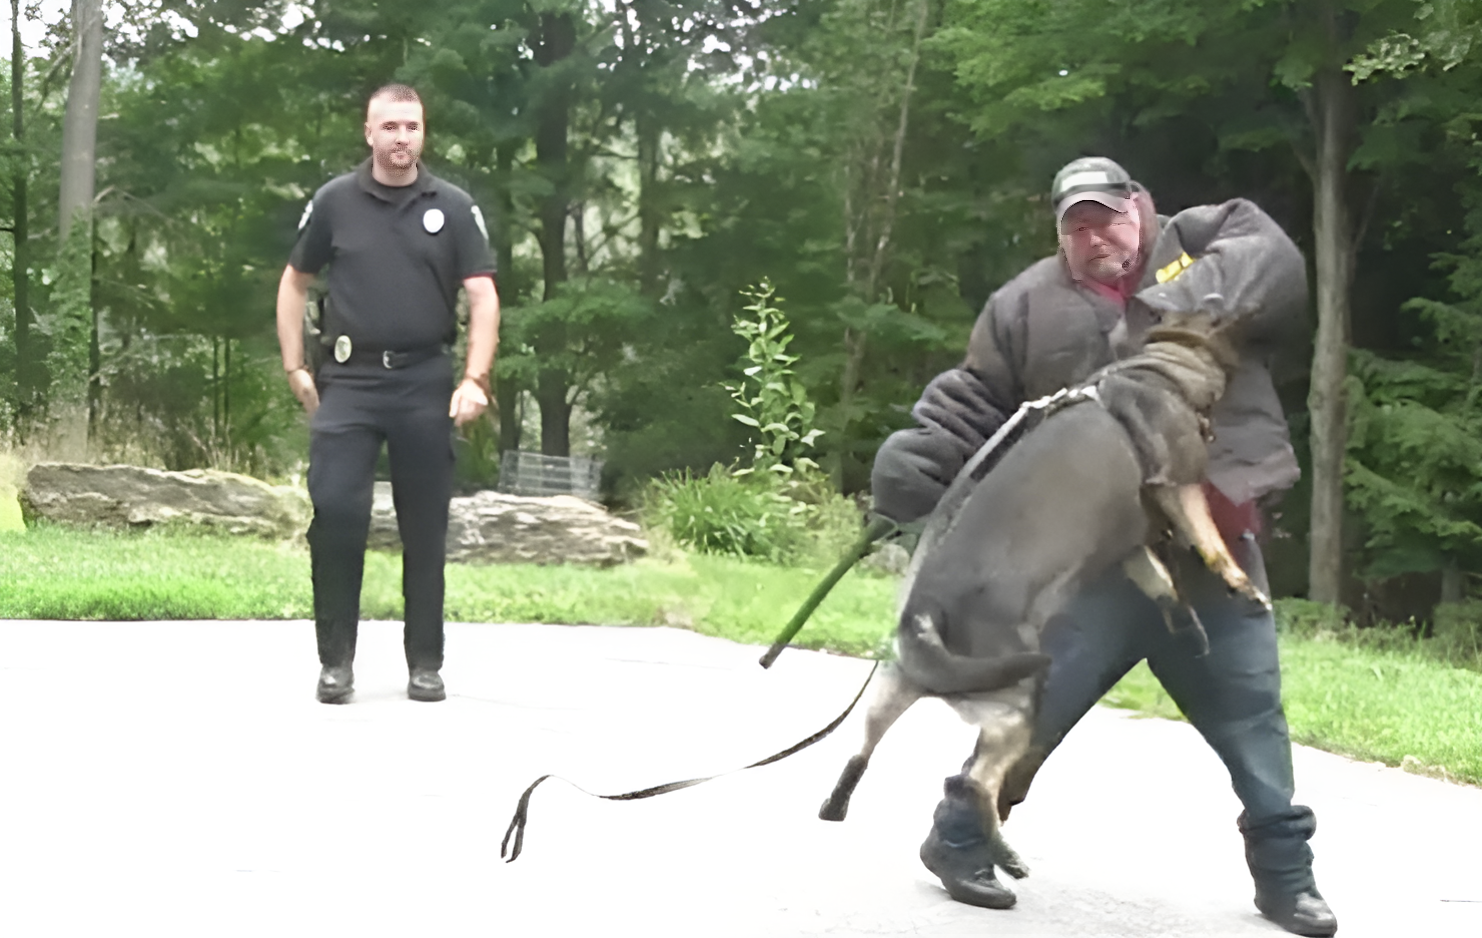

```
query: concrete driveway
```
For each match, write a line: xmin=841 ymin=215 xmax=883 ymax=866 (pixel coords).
xmin=1 ymin=619 xmax=1477 ymax=937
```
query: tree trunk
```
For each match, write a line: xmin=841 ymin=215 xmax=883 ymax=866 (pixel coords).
xmin=532 ymin=10 xmax=575 ymax=457
xmin=636 ymin=111 xmax=662 ymax=298
xmin=49 ymin=0 xmax=103 ymax=454
xmin=837 ymin=0 xmax=928 ymax=489
xmin=1305 ymin=60 xmax=1358 ymax=605
xmin=493 ymin=140 xmax=523 ymax=456
xmin=535 ymin=370 xmax=571 ymax=457
xmin=10 ymin=0 xmax=29 ymax=429
xmin=58 ymin=0 xmax=101 ymax=242
xmin=223 ymin=337 xmax=232 ymax=457
xmin=86 ymin=274 xmax=100 ymax=437
xmin=1441 ymin=559 xmax=1464 ymax=605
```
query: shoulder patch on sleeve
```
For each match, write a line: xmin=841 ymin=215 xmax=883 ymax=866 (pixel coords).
xmin=471 ymin=205 xmax=489 ymax=243
xmin=298 ymin=200 xmax=314 ymax=232
xmin=1155 ymin=252 xmax=1194 ymax=284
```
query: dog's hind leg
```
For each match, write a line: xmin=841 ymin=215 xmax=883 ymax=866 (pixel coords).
xmin=954 ymin=694 xmax=1034 ymax=879
xmin=819 ymin=663 xmax=923 ymax=822
xmin=1149 ymin=484 xmax=1271 ymax=611
xmin=1123 ymin=546 xmax=1210 ymax=656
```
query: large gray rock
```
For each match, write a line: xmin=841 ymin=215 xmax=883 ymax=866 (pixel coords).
xmin=21 ymin=463 xmax=310 ymax=539
xmin=21 ymin=464 xmax=647 ymax=566
xmin=367 ymin=483 xmax=647 ymax=567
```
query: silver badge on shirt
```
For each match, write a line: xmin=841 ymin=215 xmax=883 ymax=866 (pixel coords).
xmin=334 ymin=335 xmax=352 ymax=363
xmin=423 ymin=208 xmax=445 ymax=234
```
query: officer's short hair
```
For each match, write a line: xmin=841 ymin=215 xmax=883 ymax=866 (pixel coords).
xmin=367 ymin=83 xmax=421 ymax=117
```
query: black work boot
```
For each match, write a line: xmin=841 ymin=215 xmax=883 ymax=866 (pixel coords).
xmin=919 ymin=828 xmax=1017 ymax=909
xmin=1255 ymin=889 xmax=1338 ymax=937
xmin=1241 ymin=807 xmax=1337 ymax=936
xmin=919 ymin=775 xmax=1017 ymax=909
xmin=316 ymin=665 xmax=354 ymax=704
xmin=407 ymin=667 xmax=446 ymax=702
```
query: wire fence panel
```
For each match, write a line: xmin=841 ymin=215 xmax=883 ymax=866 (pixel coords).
xmin=496 ymin=451 xmax=603 ymax=501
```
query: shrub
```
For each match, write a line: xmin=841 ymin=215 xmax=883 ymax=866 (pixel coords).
xmin=643 ymin=465 xmax=867 ymax=566
xmin=1433 ymin=600 xmax=1482 ymax=669
xmin=1274 ymin=599 xmax=1348 ymax=638
xmin=644 ymin=465 xmax=810 ymax=563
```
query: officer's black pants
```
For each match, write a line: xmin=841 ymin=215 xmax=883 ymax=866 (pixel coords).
xmin=930 ymin=535 xmax=1321 ymax=899
xmin=307 ymin=356 xmax=455 ymax=672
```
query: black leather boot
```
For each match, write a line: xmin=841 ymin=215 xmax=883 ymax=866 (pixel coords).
xmin=1256 ymin=888 xmax=1338 ymax=937
xmin=1242 ymin=808 xmax=1336 ymax=936
xmin=408 ymin=667 xmax=445 ymax=702
xmin=919 ymin=828 xmax=1017 ymax=909
xmin=316 ymin=665 xmax=354 ymax=704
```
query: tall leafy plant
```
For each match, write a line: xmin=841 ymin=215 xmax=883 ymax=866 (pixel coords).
xmin=725 ymin=281 xmax=823 ymax=477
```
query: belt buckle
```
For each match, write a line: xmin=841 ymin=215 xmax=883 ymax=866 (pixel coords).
xmin=382 ymin=350 xmax=394 ymax=369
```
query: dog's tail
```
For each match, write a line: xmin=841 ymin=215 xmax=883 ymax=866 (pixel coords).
xmin=897 ymin=611 xmax=1051 ymax=695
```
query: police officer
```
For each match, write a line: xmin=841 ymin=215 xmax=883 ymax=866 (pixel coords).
xmin=274 ymin=83 xmax=499 ymax=704
xmin=872 ymin=157 xmax=1337 ymax=936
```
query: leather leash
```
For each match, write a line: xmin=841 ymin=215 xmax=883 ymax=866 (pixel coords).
xmin=500 ymin=660 xmax=880 ymax=862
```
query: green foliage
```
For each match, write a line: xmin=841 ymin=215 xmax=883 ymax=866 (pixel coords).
xmin=1272 ymin=597 xmax=1482 ymax=674
xmin=1344 ymin=101 xmax=1482 ymax=583
xmin=1274 ymin=598 xmax=1351 ymax=638
xmin=641 ymin=455 xmax=866 ymax=567
xmin=724 ymin=281 xmax=824 ymax=477
xmin=1350 ymin=0 xmax=1481 ymax=81
xmin=44 ymin=217 xmax=93 ymax=411
xmin=643 ymin=464 xmax=811 ymax=564
xmin=2 ymin=0 xmax=1482 ymax=612
xmin=496 ymin=278 xmax=656 ymax=405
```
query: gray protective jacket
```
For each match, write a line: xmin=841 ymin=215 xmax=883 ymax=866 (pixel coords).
xmin=872 ymin=197 xmax=1306 ymax=525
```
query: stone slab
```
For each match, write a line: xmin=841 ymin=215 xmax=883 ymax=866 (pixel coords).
xmin=0 ymin=619 xmax=1476 ymax=937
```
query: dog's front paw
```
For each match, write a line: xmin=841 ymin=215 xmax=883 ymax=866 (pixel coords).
xmin=996 ymin=851 xmax=1030 ymax=880
xmin=989 ymin=834 xmax=1030 ymax=880
xmin=1231 ymin=582 xmax=1273 ymax=615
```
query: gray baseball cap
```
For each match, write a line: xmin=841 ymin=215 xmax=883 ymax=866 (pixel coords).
xmin=1051 ymin=156 xmax=1133 ymax=221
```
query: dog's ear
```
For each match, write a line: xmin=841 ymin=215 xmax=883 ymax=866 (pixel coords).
xmin=1201 ymin=293 xmax=1265 ymax=365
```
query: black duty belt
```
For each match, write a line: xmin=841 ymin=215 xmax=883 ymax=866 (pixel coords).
xmin=329 ymin=337 xmax=446 ymax=370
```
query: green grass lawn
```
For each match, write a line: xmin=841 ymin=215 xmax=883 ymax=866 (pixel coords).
xmin=3 ymin=524 xmax=1478 ymax=785
xmin=0 ymin=525 xmax=899 ymax=653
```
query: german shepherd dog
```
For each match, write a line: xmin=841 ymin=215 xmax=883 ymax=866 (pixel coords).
xmin=817 ymin=311 xmax=1269 ymax=880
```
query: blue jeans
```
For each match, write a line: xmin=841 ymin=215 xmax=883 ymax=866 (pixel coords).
xmin=931 ymin=536 xmax=1319 ymax=898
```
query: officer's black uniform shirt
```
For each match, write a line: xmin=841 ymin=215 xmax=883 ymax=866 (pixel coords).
xmin=289 ymin=158 xmax=496 ymax=351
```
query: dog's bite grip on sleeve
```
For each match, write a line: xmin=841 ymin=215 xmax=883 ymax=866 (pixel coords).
xmin=759 ymin=515 xmax=898 ymax=669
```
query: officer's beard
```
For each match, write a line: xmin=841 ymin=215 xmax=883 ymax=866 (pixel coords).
xmin=375 ymin=144 xmax=421 ymax=180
